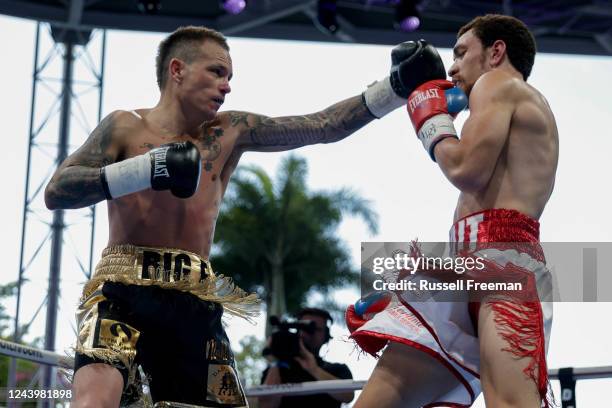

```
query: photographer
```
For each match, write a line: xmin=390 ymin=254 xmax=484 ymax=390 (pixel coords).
xmin=260 ymin=308 xmax=354 ymax=408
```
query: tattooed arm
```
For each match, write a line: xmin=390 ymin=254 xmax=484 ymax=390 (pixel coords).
xmin=231 ymin=95 xmax=376 ymax=152
xmin=44 ymin=111 xmax=124 ymax=209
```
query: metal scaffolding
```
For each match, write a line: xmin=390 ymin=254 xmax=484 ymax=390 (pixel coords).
xmin=1 ymin=1 xmax=612 ymax=55
xmin=8 ymin=22 xmax=106 ymax=402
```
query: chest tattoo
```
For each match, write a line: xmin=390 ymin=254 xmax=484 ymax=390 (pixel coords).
xmin=136 ymin=126 xmax=224 ymax=172
xmin=199 ymin=127 xmax=224 ymax=172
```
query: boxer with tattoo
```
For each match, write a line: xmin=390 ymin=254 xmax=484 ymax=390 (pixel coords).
xmin=45 ymin=26 xmax=446 ymax=407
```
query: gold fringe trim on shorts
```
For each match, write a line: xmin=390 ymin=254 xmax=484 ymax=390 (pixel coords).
xmin=81 ymin=244 xmax=260 ymax=321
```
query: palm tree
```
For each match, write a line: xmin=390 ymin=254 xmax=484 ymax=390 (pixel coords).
xmin=213 ymin=155 xmax=378 ymax=329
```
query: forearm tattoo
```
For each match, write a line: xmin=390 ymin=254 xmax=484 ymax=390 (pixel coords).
xmin=244 ymin=95 xmax=375 ymax=148
xmin=46 ymin=114 xmax=115 ymax=209
xmin=49 ymin=167 xmax=108 ymax=208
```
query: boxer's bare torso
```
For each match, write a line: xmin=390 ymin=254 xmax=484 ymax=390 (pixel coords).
xmin=45 ymin=97 xmax=373 ymax=259
xmin=454 ymin=73 xmax=558 ymax=221
xmin=441 ymin=28 xmax=559 ymax=222
xmin=105 ymin=109 xmax=242 ymax=257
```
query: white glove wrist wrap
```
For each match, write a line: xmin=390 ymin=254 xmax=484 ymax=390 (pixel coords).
xmin=363 ymin=77 xmax=406 ymax=118
xmin=417 ymin=114 xmax=458 ymax=161
xmin=102 ymin=154 xmax=151 ymax=199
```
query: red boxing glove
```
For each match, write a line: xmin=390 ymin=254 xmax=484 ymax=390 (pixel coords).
xmin=345 ymin=304 xmax=388 ymax=356
xmin=345 ymin=304 xmax=368 ymax=334
xmin=346 ymin=291 xmax=392 ymax=332
xmin=407 ymin=79 xmax=459 ymax=161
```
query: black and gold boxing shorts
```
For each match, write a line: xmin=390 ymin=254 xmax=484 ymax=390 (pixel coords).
xmin=74 ymin=245 xmax=258 ymax=407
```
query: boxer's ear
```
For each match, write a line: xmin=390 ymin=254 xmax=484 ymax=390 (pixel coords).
xmin=488 ymin=39 xmax=506 ymax=68
xmin=169 ymin=58 xmax=185 ymax=84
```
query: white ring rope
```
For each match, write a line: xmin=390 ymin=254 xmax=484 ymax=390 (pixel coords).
xmin=2 ymin=338 xmax=610 ymax=397
xmin=0 ymin=338 xmax=72 ymax=368
xmin=247 ymin=380 xmax=367 ymax=397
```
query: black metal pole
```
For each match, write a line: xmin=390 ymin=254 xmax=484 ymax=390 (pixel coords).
xmin=42 ymin=37 xmax=75 ymax=401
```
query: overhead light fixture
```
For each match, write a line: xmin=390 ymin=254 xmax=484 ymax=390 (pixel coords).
xmin=137 ymin=0 xmax=161 ymax=14
xmin=316 ymin=0 xmax=339 ymax=34
xmin=395 ymin=0 xmax=420 ymax=32
xmin=222 ymin=0 xmax=247 ymax=15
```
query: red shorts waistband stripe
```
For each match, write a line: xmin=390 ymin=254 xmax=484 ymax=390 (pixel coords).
xmin=450 ymin=208 xmax=540 ymax=244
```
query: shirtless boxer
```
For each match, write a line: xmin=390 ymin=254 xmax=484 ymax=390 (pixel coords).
xmin=348 ymin=14 xmax=558 ymax=408
xmin=44 ymin=26 xmax=447 ymax=407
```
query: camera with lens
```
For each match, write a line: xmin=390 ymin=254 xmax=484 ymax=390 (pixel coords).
xmin=266 ymin=315 xmax=316 ymax=361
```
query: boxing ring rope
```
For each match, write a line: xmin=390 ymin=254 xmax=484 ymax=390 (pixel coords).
xmin=1 ymin=338 xmax=73 ymax=369
xmin=2 ymin=338 xmax=611 ymax=397
xmin=246 ymin=366 xmax=612 ymax=397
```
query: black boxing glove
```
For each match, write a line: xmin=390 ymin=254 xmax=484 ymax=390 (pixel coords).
xmin=390 ymin=40 xmax=446 ymax=98
xmin=363 ymin=40 xmax=447 ymax=118
xmin=100 ymin=141 xmax=201 ymax=199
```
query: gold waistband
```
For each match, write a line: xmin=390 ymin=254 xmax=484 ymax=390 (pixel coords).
xmin=82 ymin=244 xmax=260 ymax=320
xmin=98 ymin=244 xmax=213 ymax=283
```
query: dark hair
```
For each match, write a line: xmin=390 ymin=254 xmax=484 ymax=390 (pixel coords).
xmin=156 ymin=26 xmax=229 ymax=90
xmin=296 ymin=307 xmax=333 ymax=324
xmin=458 ymin=14 xmax=536 ymax=80
xmin=297 ymin=307 xmax=333 ymax=343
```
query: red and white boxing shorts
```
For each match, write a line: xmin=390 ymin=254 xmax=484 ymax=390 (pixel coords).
xmin=352 ymin=209 xmax=553 ymax=407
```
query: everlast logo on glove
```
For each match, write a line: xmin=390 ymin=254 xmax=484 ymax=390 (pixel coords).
xmin=152 ymin=146 xmax=171 ymax=179
xmin=408 ymin=88 xmax=442 ymax=114
xmin=407 ymin=80 xmax=462 ymax=161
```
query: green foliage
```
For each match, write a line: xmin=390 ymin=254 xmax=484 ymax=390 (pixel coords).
xmin=0 ymin=282 xmax=17 ymax=338
xmin=234 ymin=335 xmax=266 ymax=387
xmin=213 ymin=155 xmax=378 ymax=316
xmin=0 ymin=355 xmax=40 ymax=390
